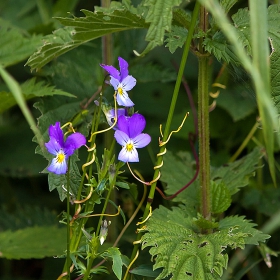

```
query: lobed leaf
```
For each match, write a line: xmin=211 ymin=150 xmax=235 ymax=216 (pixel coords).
xmin=165 ymin=25 xmax=188 ymax=54
xmin=26 ymin=9 xmax=148 ymax=70
xmin=211 ymin=147 xmax=263 ymax=195
xmin=142 ymin=206 xmax=269 ymax=280
xmin=0 ymin=19 xmax=43 ymax=67
xmin=140 ymin=0 xmax=184 ymax=55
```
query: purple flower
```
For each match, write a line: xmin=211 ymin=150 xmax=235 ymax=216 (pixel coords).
xmin=45 ymin=122 xmax=86 ymax=175
xmin=114 ymin=114 xmax=151 ymax=162
xmin=100 ymin=57 xmax=136 ymax=107
xmin=105 ymin=108 xmax=127 ymax=128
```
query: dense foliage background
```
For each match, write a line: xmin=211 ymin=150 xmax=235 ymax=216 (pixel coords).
xmin=1 ymin=0 xmax=280 ymax=279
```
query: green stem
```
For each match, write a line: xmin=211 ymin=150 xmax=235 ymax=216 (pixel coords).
xmin=130 ymin=0 xmax=200 ymax=261
xmin=198 ymin=55 xmax=211 ymax=220
xmin=198 ymin=6 xmax=211 ymax=221
xmin=66 ymin=160 xmax=71 ymax=279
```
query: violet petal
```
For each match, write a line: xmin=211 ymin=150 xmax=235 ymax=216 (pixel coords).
xmin=133 ymin=133 xmax=151 ymax=148
xmin=100 ymin=64 xmax=120 ymax=80
xmin=45 ymin=137 xmax=62 ymax=155
xmin=114 ymin=129 xmax=130 ymax=146
xmin=118 ymin=57 xmax=129 ymax=81
xmin=116 ymin=115 xmax=129 ymax=136
xmin=64 ymin=132 xmax=86 ymax=156
xmin=128 ymin=113 xmax=146 ymax=138
xmin=122 ymin=75 xmax=136 ymax=91
xmin=48 ymin=122 xmax=64 ymax=148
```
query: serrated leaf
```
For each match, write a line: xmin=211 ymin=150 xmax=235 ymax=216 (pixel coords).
xmin=0 ymin=78 xmax=75 ymax=113
xmin=211 ymin=147 xmax=263 ymax=195
xmin=0 ymin=19 xmax=43 ymax=67
xmin=203 ymin=32 xmax=241 ymax=65
xmin=211 ymin=181 xmax=231 ymax=214
xmin=0 ymin=226 xmax=66 ymax=259
xmin=172 ymin=7 xmax=192 ymax=28
xmin=142 ymin=206 xmax=269 ymax=280
xmin=219 ymin=216 xmax=270 ymax=245
xmin=165 ymin=25 xmax=188 ymax=54
xmin=101 ymin=247 xmax=123 ymax=280
xmin=26 ymin=9 xmax=148 ymax=70
xmin=220 ymin=0 xmax=238 ymax=14
xmin=140 ymin=0 xmax=183 ymax=55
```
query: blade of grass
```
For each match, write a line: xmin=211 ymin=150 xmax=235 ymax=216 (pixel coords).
xmin=0 ymin=65 xmax=45 ymax=151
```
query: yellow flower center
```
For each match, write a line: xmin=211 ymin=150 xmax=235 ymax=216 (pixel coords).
xmin=126 ymin=143 xmax=134 ymax=152
xmin=117 ymin=86 xmax=123 ymax=96
xmin=56 ymin=151 xmax=65 ymax=163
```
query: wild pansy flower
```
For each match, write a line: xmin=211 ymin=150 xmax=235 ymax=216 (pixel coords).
xmin=114 ymin=113 xmax=151 ymax=162
xmin=45 ymin=122 xmax=86 ymax=175
xmin=100 ymin=57 xmax=136 ymax=107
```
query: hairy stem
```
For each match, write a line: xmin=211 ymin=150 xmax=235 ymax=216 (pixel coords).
xmin=198 ymin=6 xmax=211 ymax=221
xmin=130 ymin=0 xmax=201 ymax=261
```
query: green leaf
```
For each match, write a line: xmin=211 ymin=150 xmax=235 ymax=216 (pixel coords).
xmin=26 ymin=9 xmax=148 ymax=70
xmin=165 ymin=25 xmax=188 ymax=54
xmin=0 ymin=18 xmax=43 ymax=67
xmin=0 ymin=226 xmax=66 ymax=259
xmin=101 ymin=247 xmax=123 ymax=280
xmin=0 ymin=78 xmax=75 ymax=113
xmin=140 ymin=0 xmax=184 ymax=55
xmin=172 ymin=7 xmax=192 ymax=29
xmin=142 ymin=206 xmax=270 ymax=280
xmin=211 ymin=147 xmax=263 ymax=195
xmin=220 ymin=0 xmax=238 ymax=13
xmin=211 ymin=181 xmax=231 ymax=214
xmin=219 ymin=216 xmax=270 ymax=245
xmin=203 ymin=32 xmax=241 ymax=65
xmin=130 ymin=265 xmax=162 ymax=278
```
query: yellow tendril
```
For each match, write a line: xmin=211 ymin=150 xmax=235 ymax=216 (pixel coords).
xmin=123 ymin=250 xmax=139 ymax=280
xmin=159 ymin=112 xmax=189 ymax=146
xmin=136 ymin=206 xmax=152 ymax=225
xmin=82 ymin=205 xmax=121 ymax=218
xmin=88 ymin=92 xmax=118 ymax=142
xmin=73 ymin=186 xmax=93 ymax=204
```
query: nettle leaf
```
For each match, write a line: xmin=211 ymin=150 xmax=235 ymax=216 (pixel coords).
xmin=211 ymin=181 xmax=231 ymax=214
xmin=0 ymin=19 xmax=43 ymax=67
xmin=140 ymin=0 xmax=183 ymax=55
xmin=101 ymin=247 xmax=123 ymax=280
xmin=172 ymin=7 xmax=192 ymax=29
xmin=142 ymin=206 xmax=269 ymax=280
xmin=203 ymin=32 xmax=241 ymax=65
xmin=165 ymin=25 xmax=188 ymax=54
xmin=211 ymin=147 xmax=263 ymax=195
xmin=26 ymin=9 xmax=148 ymax=70
xmin=220 ymin=0 xmax=238 ymax=13
xmin=0 ymin=226 xmax=66 ymax=259
xmin=219 ymin=216 xmax=270 ymax=246
xmin=0 ymin=78 xmax=75 ymax=113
